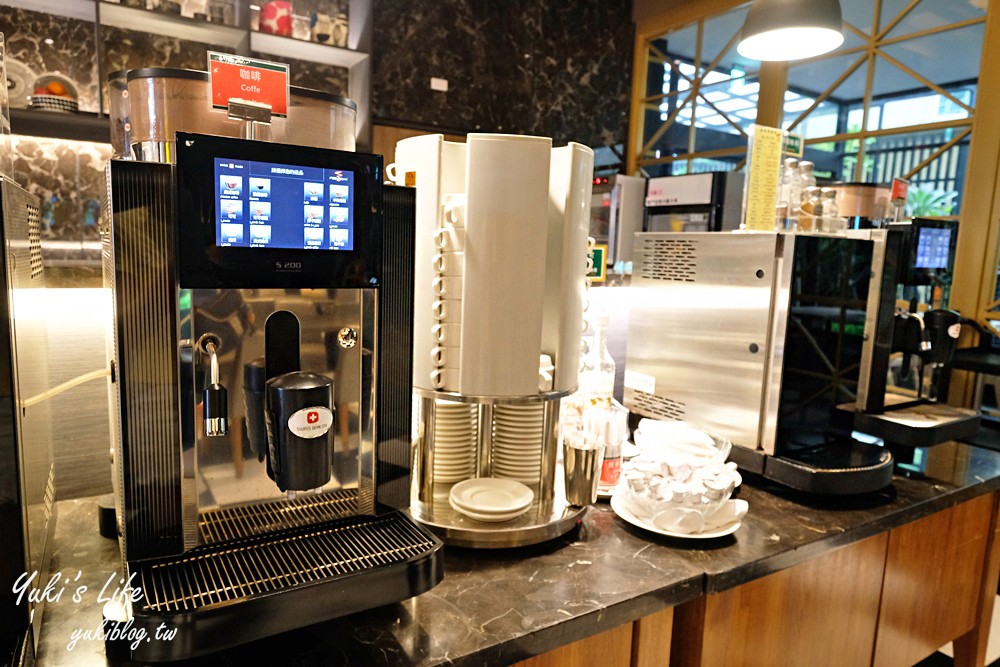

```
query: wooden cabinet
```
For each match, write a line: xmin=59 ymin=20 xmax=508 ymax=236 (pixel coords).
xmin=668 ymin=492 xmax=1000 ymax=667
xmin=510 ymin=608 xmax=673 ymax=667
xmin=672 ymin=534 xmax=888 ymax=667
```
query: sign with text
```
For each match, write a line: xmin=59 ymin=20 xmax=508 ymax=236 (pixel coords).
xmin=588 ymin=245 xmax=607 ymax=283
xmin=891 ymin=177 xmax=909 ymax=205
xmin=743 ymin=124 xmax=784 ymax=231
xmin=208 ymin=52 xmax=289 ymax=117
xmin=782 ymin=132 xmax=804 ymax=157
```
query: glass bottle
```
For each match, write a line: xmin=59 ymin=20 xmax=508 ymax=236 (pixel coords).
xmin=821 ymin=188 xmax=843 ymax=231
xmin=799 ymin=160 xmax=816 ymax=191
xmin=580 ymin=312 xmax=615 ymax=408
xmin=800 ymin=186 xmax=821 ymax=231
xmin=778 ymin=158 xmax=800 ymax=230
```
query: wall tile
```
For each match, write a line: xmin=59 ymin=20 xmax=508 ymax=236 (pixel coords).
xmin=1 ymin=6 xmax=100 ymax=113
xmin=371 ymin=0 xmax=632 ymax=148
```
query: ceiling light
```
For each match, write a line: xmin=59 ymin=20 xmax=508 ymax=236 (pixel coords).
xmin=737 ymin=0 xmax=844 ymax=62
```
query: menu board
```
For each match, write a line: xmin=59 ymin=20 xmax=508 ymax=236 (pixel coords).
xmin=215 ymin=158 xmax=355 ymax=251
xmin=742 ymin=124 xmax=784 ymax=231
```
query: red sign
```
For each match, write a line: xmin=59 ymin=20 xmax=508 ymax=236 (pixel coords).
xmin=891 ymin=177 xmax=909 ymax=204
xmin=208 ymin=52 xmax=289 ymax=117
xmin=307 ymin=411 xmax=319 ymax=424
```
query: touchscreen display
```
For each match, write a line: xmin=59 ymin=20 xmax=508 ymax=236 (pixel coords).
xmin=215 ymin=158 xmax=355 ymax=251
xmin=914 ymin=227 xmax=951 ymax=270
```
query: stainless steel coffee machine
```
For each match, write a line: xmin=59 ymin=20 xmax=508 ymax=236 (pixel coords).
xmin=103 ymin=131 xmax=441 ymax=661
xmin=625 ymin=229 xmax=901 ymax=494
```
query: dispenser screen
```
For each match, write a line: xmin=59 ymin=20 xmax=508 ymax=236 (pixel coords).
xmin=215 ymin=158 xmax=355 ymax=251
xmin=914 ymin=227 xmax=951 ymax=269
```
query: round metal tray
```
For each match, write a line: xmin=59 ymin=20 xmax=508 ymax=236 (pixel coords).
xmin=410 ymin=496 xmax=586 ymax=549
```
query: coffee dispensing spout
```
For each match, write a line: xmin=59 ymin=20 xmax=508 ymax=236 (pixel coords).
xmin=200 ymin=335 xmax=229 ymax=437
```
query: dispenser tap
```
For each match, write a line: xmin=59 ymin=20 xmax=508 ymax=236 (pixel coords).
xmin=202 ymin=337 xmax=228 ymax=437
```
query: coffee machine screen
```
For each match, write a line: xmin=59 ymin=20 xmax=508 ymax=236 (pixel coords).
xmin=175 ymin=132 xmax=382 ymax=289
xmin=215 ymin=158 xmax=356 ymax=251
xmin=914 ymin=226 xmax=951 ymax=270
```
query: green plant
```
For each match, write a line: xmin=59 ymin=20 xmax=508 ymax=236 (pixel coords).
xmin=906 ymin=185 xmax=958 ymax=217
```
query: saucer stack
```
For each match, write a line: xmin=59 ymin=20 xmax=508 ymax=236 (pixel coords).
xmin=449 ymin=478 xmax=534 ymax=522
xmin=491 ymin=404 xmax=544 ymax=484
xmin=432 ymin=400 xmax=477 ymax=484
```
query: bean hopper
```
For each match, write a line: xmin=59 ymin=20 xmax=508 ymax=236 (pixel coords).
xmin=102 ymin=69 xmax=441 ymax=661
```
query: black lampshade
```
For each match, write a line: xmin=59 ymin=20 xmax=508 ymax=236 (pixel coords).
xmin=737 ymin=0 xmax=844 ymax=62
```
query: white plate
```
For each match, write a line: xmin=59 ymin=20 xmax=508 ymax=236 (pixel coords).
xmin=448 ymin=503 xmax=532 ymax=522
xmin=610 ymin=493 xmax=744 ymax=539
xmin=450 ymin=478 xmax=534 ymax=514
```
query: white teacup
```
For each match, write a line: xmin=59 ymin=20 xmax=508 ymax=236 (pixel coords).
xmin=430 ymin=368 xmax=460 ymax=390
xmin=430 ymin=345 xmax=456 ymax=367
xmin=434 ymin=225 xmax=466 ymax=251
xmin=432 ymin=251 xmax=464 ymax=277
xmin=432 ymin=323 xmax=461 ymax=344
xmin=431 ymin=298 xmax=462 ymax=323
xmin=432 ymin=277 xmax=463 ymax=299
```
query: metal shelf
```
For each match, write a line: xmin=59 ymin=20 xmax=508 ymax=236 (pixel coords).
xmin=99 ymin=2 xmax=248 ymax=48
xmin=249 ymin=31 xmax=368 ymax=68
xmin=8 ymin=109 xmax=110 ymax=144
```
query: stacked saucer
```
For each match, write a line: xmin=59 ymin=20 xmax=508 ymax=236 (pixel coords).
xmin=449 ymin=478 xmax=534 ymax=522
xmin=492 ymin=404 xmax=544 ymax=484
xmin=432 ymin=400 xmax=477 ymax=484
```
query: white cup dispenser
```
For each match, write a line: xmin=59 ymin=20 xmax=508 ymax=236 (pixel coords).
xmin=392 ymin=133 xmax=594 ymax=547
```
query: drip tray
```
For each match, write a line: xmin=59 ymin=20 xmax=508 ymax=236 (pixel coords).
xmin=109 ymin=511 xmax=443 ymax=662
xmin=763 ymin=440 xmax=894 ymax=495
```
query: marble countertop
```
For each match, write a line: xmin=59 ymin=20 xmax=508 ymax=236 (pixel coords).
xmin=36 ymin=441 xmax=1000 ymax=666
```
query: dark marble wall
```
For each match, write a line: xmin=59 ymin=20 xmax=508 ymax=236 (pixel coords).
xmin=371 ymin=0 xmax=633 ymax=148
xmin=1 ymin=6 xmax=101 ymax=112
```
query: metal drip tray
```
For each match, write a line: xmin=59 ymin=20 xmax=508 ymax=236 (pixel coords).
xmin=114 ymin=511 xmax=443 ymax=662
xmin=198 ymin=488 xmax=358 ymax=544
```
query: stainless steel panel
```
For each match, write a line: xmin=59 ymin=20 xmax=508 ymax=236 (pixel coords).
xmin=2 ymin=177 xmax=56 ymax=653
xmin=190 ymin=288 xmax=369 ymax=523
xmin=624 ymin=232 xmax=778 ymax=451
xmin=760 ymin=234 xmax=793 ymax=455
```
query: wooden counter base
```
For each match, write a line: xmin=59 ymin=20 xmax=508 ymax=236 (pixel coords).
xmin=514 ymin=491 xmax=1000 ymax=667
xmin=673 ymin=491 xmax=1000 ymax=667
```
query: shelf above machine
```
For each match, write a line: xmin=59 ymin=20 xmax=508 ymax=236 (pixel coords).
xmin=250 ymin=31 xmax=369 ymax=68
xmin=9 ymin=109 xmax=110 ymax=144
xmin=98 ymin=1 xmax=248 ymax=48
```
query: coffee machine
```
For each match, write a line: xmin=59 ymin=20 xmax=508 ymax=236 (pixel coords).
xmin=103 ymin=129 xmax=442 ymax=661
xmin=625 ymin=229 xmax=901 ymax=494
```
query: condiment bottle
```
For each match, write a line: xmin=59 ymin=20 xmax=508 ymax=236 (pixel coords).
xmin=821 ymin=188 xmax=843 ymax=231
xmin=778 ymin=158 xmax=800 ymax=231
xmin=800 ymin=186 xmax=821 ymax=231
xmin=581 ymin=312 xmax=615 ymax=408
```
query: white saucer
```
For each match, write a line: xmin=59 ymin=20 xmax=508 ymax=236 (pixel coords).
xmin=610 ymin=493 xmax=744 ymax=539
xmin=450 ymin=478 xmax=534 ymax=514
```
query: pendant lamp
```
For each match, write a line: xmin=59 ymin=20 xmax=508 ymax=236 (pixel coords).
xmin=737 ymin=0 xmax=844 ymax=62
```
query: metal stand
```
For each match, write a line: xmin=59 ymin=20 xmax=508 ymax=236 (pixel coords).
xmin=410 ymin=387 xmax=586 ymax=548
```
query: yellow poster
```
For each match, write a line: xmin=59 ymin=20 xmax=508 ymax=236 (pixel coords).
xmin=744 ymin=124 xmax=783 ymax=231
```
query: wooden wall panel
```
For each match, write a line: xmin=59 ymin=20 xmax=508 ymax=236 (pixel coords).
xmin=371 ymin=124 xmax=466 ymax=168
xmin=512 ymin=621 xmax=634 ymax=667
xmin=672 ymin=533 xmax=888 ymax=667
xmin=874 ymin=493 xmax=995 ymax=667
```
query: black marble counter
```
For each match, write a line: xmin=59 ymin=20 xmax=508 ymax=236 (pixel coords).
xmin=35 ymin=441 xmax=1000 ymax=666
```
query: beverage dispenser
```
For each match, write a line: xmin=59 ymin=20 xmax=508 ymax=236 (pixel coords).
xmin=392 ymin=133 xmax=594 ymax=548
xmin=102 ymin=72 xmax=441 ymax=661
